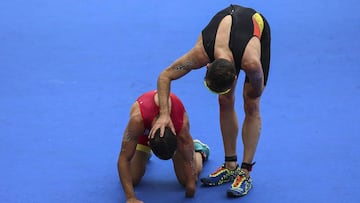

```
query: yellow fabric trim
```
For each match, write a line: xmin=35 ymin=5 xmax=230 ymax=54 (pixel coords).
xmin=203 ymin=80 xmax=232 ymax=95
xmin=253 ymin=13 xmax=264 ymax=34
xmin=136 ymin=144 xmax=151 ymax=154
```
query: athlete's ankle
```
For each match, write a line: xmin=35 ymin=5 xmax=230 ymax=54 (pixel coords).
xmin=225 ymin=155 xmax=238 ymax=170
xmin=225 ymin=161 xmax=238 ymax=170
xmin=240 ymin=162 xmax=256 ymax=178
xmin=240 ymin=169 xmax=250 ymax=178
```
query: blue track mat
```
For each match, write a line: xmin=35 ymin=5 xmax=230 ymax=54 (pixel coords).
xmin=1 ymin=0 xmax=359 ymax=202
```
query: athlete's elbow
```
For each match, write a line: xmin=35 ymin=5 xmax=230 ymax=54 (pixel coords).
xmin=158 ymin=70 xmax=178 ymax=83
xmin=157 ymin=76 xmax=171 ymax=87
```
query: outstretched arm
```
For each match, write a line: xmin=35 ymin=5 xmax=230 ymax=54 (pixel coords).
xmin=150 ymin=34 xmax=209 ymax=138
xmin=117 ymin=104 xmax=145 ymax=203
xmin=175 ymin=123 xmax=198 ymax=197
xmin=171 ymin=112 xmax=198 ymax=197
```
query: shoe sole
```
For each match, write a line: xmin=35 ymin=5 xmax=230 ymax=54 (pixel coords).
xmin=200 ymin=173 xmax=237 ymax=187
xmin=200 ymin=178 xmax=232 ymax=187
xmin=226 ymin=185 xmax=252 ymax=198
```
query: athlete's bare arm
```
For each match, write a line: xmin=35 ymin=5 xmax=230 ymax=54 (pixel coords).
xmin=118 ymin=103 xmax=145 ymax=201
xmin=149 ymin=34 xmax=209 ymax=138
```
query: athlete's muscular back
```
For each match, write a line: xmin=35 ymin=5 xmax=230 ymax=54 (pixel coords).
xmin=213 ymin=15 xmax=234 ymax=63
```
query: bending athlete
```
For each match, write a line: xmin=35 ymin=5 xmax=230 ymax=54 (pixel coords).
xmin=149 ymin=4 xmax=271 ymax=197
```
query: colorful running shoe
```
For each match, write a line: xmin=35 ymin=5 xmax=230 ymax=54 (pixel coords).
xmin=193 ymin=139 xmax=210 ymax=161
xmin=200 ymin=164 xmax=241 ymax=186
xmin=227 ymin=170 xmax=253 ymax=197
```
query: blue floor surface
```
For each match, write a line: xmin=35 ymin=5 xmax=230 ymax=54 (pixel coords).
xmin=0 ymin=0 xmax=359 ymax=202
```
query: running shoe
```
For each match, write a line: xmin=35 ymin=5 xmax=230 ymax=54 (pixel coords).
xmin=227 ymin=170 xmax=253 ymax=197
xmin=193 ymin=139 xmax=210 ymax=161
xmin=200 ymin=164 xmax=241 ymax=186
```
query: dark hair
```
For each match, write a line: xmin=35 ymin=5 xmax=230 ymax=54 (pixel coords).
xmin=205 ymin=58 xmax=236 ymax=93
xmin=149 ymin=127 xmax=177 ymax=160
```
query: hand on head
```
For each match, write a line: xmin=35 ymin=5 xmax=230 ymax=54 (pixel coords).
xmin=149 ymin=127 xmax=177 ymax=160
xmin=149 ymin=115 xmax=176 ymax=139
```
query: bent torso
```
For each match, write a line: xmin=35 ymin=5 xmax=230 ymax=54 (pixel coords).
xmin=213 ymin=15 xmax=234 ymax=63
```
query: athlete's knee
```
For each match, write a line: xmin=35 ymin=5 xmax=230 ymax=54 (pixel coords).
xmin=243 ymin=56 xmax=262 ymax=72
xmin=246 ymin=84 xmax=263 ymax=98
xmin=243 ymin=97 xmax=260 ymax=117
xmin=218 ymin=94 xmax=235 ymax=109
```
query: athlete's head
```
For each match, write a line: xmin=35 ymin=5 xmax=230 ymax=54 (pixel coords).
xmin=149 ymin=127 xmax=177 ymax=160
xmin=204 ymin=58 xmax=236 ymax=95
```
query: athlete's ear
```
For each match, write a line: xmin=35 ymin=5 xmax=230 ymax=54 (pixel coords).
xmin=232 ymin=75 xmax=238 ymax=85
xmin=206 ymin=63 xmax=211 ymax=69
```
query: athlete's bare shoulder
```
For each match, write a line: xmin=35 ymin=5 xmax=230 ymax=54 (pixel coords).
xmin=186 ymin=34 xmax=209 ymax=68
